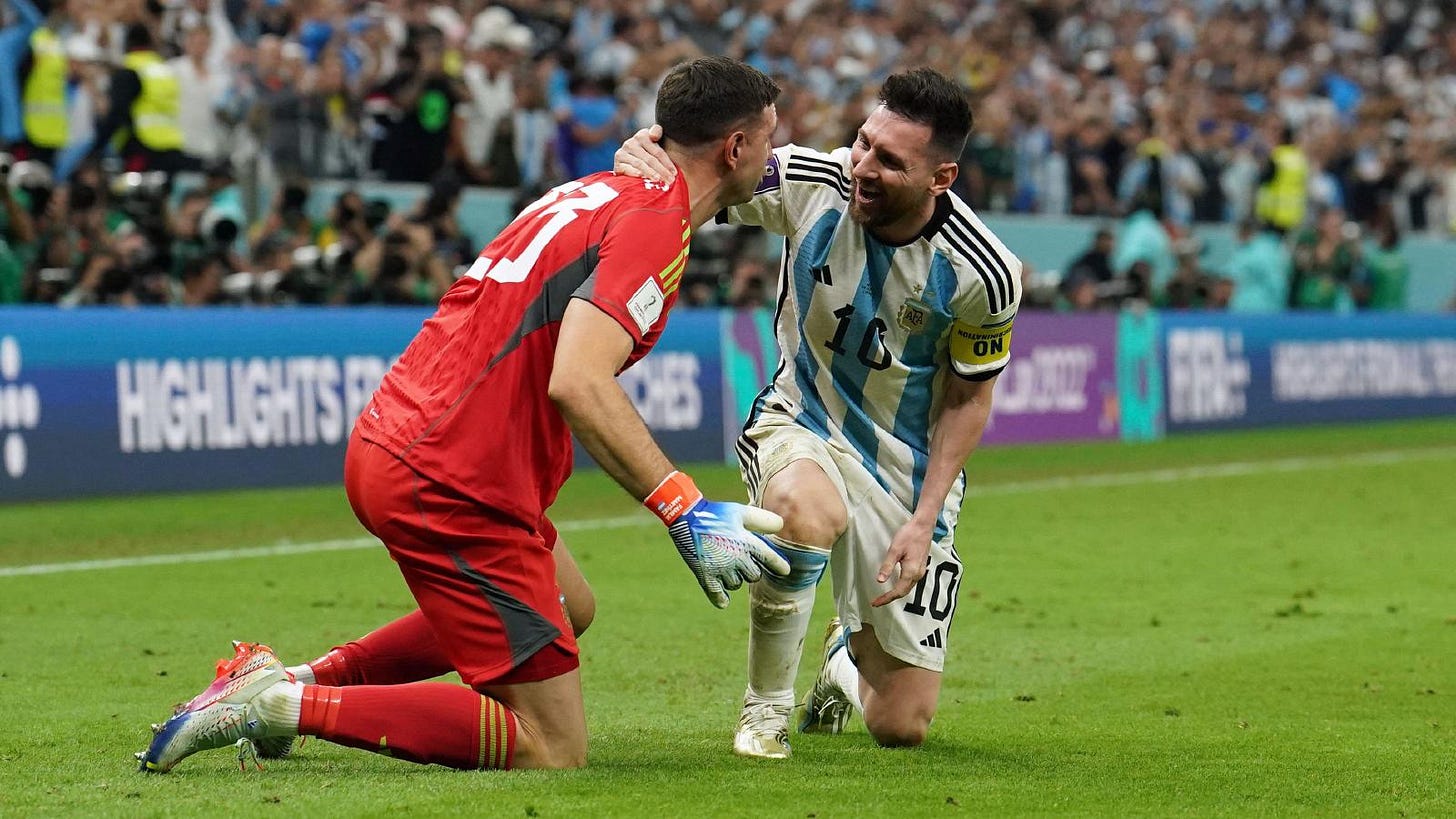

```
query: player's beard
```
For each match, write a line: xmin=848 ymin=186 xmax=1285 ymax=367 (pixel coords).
xmin=848 ymin=179 xmax=898 ymax=230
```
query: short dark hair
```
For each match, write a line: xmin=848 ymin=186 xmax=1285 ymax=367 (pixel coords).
xmin=878 ymin=68 xmax=973 ymax=161
xmin=124 ymin=23 xmax=153 ymax=52
xmin=656 ymin=57 xmax=780 ymax=149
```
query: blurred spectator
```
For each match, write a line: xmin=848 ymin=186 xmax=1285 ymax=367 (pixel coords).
xmin=1161 ymin=239 xmax=1215 ymax=310
xmin=171 ymin=23 xmax=233 ymax=165
xmin=1066 ymin=116 xmax=1121 ymax=217
xmin=726 ymin=257 xmax=771 ymax=309
xmin=1188 ymin=122 xmax=1230 ymax=223
xmin=1059 ymin=227 xmax=1122 ymax=309
xmin=510 ymin=71 xmax=555 ymax=191
xmin=567 ymin=0 xmax=614 ymax=56
xmin=160 ymin=0 xmax=236 ymax=73
xmin=585 ymin=15 xmax=639 ymax=82
xmin=1226 ymin=220 xmax=1293 ymax=314
xmin=460 ymin=20 xmax=530 ymax=186
xmin=177 ymin=253 xmax=225 ymax=306
xmin=368 ymin=27 xmax=468 ymax=182
xmin=558 ymin=71 xmax=624 ymax=178
xmin=1290 ymin=206 xmax=1361 ymax=311
xmin=60 ymin=38 xmax=108 ymax=153
xmin=1118 ymin=124 xmax=1204 ymax=229
xmin=1360 ymin=222 xmax=1409 ymax=311
xmin=249 ymin=38 xmax=312 ymax=180
xmin=1110 ymin=196 xmax=1172 ymax=300
xmin=961 ymin=101 xmax=1013 ymax=212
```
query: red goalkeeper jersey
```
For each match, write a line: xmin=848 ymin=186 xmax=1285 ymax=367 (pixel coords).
xmin=355 ymin=173 xmax=692 ymax=528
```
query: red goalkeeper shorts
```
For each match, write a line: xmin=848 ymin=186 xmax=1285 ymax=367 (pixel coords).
xmin=343 ymin=431 xmax=579 ymax=688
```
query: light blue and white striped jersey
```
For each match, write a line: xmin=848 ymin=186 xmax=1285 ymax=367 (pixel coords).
xmin=728 ymin=144 xmax=1023 ymax=525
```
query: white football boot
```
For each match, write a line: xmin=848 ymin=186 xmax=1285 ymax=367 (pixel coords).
xmin=732 ymin=695 xmax=792 ymax=759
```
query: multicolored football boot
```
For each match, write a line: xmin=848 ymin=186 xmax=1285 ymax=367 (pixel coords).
xmin=137 ymin=641 xmax=294 ymax=773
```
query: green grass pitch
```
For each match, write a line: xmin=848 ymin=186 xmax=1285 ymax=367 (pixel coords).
xmin=2 ymin=419 xmax=1454 ymax=816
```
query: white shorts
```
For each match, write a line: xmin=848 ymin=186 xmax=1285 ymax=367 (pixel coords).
xmin=737 ymin=408 xmax=964 ymax=672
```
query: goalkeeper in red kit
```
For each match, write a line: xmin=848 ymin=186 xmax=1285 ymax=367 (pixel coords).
xmin=137 ymin=57 xmax=787 ymax=773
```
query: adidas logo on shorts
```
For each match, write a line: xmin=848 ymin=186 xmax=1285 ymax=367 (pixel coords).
xmin=918 ymin=628 xmax=944 ymax=649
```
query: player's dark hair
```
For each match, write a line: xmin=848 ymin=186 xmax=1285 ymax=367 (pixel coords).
xmin=656 ymin=57 xmax=779 ymax=149
xmin=878 ymin=68 xmax=973 ymax=161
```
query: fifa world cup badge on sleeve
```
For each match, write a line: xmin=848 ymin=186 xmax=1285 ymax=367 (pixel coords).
xmin=627 ymin=278 xmax=665 ymax=334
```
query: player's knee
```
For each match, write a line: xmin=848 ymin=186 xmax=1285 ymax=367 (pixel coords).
xmin=761 ymin=485 xmax=845 ymax=547
xmin=863 ymin=693 xmax=935 ymax=749
xmin=865 ymin=711 xmax=931 ymax=748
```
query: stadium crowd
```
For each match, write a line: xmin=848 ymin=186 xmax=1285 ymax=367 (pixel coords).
xmin=0 ymin=0 xmax=1452 ymax=309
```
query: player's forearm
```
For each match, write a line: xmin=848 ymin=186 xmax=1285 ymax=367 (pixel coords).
xmin=912 ymin=375 xmax=996 ymax=527
xmin=551 ymin=375 xmax=673 ymax=501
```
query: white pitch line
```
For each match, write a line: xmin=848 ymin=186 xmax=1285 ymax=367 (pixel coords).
xmin=0 ymin=514 xmax=653 ymax=578
xmin=965 ymin=445 xmax=1456 ymax=497
xmin=2 ymin=447 xmax=1453 ymax=579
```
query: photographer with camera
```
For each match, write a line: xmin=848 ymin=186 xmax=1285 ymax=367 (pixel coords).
xmin=1290 ymin=206 xmax=1362 ymax=311
xmin=317 ymin=189 xmax=374 ymax=255
xmin=57 ymin=248 xmax=133 ymax=307
xmin=346 ymin=210 xmax=451 ymax=306
xmin=405 ymin=173 xmax=474 ymax=273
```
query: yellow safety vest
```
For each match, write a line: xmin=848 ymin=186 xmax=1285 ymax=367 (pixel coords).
xmin=21 ymin=28 xmax=68 ymax=149
xmin=1255 ymin=145 xmax=1308 ymax=230
xmin=122 ymin=51 xmax=184 ymax=152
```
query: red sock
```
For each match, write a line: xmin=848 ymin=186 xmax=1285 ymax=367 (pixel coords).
xmin=309 ymin=609 xmax=454 ymax=686
xmin=299 ymin=683 xmax=516 ymax=770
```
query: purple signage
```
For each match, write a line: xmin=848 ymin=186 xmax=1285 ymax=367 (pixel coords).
xmin=980 ymin=312 xmax=1120 ymax=445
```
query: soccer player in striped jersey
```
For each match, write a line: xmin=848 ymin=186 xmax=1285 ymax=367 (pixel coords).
xmin=136 ymin=57 xmax=790 ymax=774
xmin=616 ymin=68 xmax=1022 ymax=758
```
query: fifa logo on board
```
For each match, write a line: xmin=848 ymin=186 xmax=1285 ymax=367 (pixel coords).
xmin=1166 ymin=328 xmax=1250 ymax=423
xmin=0 ymin=336 xmax=40 ymax=479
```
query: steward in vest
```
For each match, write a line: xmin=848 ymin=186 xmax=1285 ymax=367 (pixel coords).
xmin=53 ymin=24 xmax=191 ymax=183
xmin=18 ymin=25 xmax=68 ymax=165
xmin=1254 ymin=124 xmax=1308 ymax=235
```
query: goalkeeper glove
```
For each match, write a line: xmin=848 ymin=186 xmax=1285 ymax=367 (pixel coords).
xmin=644 ymin=471 xmax=790 ymax=608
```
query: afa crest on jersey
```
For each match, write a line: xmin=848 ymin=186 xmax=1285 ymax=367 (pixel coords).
xmin=897 ymin=297 xmax=930 ymax=334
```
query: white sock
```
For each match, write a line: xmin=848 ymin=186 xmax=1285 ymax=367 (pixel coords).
xmin=827 ymin=644 xmax=864 ymax=715
xmin=286 ymin=664 xmax=316 ymax=685
xmin=254 ymin=681 xmax=304 ymax=736
xmin=745 ymin=579 xmax=816 ymax=705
